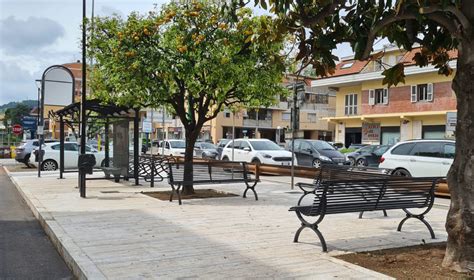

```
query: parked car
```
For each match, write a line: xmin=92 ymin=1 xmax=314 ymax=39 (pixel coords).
xmin=220 ymin=138 xmax=293 ymax=165
xmin=34 ymin=142 xmax=106 ymax=171
xmin=216 ymin=139 xmax=231 ymax=159
xmin=354 ymin=145 xmax=392 ymax=167
xmin=346 ymin=145 xmax=381 ymax=166
xmin=194 ymin=142 xmax=218 ymax=159
xmin=287 ymin=139 xmax=347 ymax=168
xmin=348 ymin=143 xmax=369 ymax=150
xmin=379 ymin=139 xmax=455 ymax=177
xmin=15 ymin=139 xmax=58 ymax=167
xmin=157 ymin=140 xmax=186 ymax=156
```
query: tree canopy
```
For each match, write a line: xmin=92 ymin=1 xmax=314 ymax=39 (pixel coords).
xmin=89 ymin=2 xmax=287 ymax=130
xmin=241 ymin=0 xmax=472 ymax=273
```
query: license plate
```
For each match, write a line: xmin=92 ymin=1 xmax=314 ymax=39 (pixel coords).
xmin=338 ymin=163 xmax=343 ymax=165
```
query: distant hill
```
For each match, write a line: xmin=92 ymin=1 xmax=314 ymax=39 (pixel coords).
xmin=0 ymin=100 xmax=37 ymax=112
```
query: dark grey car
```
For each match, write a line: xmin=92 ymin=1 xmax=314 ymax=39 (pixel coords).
xmin=287 ymin=139 xmax=348 ymax=168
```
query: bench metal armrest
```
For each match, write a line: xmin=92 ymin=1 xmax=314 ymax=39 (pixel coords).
xmin=296 ymin=182 xmax=318 ymax=194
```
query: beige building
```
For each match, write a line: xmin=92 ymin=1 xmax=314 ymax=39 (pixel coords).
xmin=148 ymin=76 xmax=336 ymax=144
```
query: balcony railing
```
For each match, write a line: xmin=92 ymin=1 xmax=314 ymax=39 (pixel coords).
xmin=243 ymin=119 xmax=272 ymax=128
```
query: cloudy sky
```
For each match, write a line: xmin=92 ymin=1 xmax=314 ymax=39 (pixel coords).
xmin=0 ymin=0 xmax=364 ymax=105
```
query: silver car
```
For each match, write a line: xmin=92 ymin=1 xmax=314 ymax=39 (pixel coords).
xmin=194 ymin=142 xmax=218 ymax=159
xmin=15 ymin=139 xmax=57 ymax=167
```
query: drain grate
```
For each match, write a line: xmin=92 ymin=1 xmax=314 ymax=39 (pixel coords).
xmin=100 ymin=190 xmax=120 ymax=193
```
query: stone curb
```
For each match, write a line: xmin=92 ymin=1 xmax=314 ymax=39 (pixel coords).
xmin=4 ymin=167 xmax=106 ymax=280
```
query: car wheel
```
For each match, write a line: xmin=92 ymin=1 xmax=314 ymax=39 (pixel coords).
xmin=392 ymin=168 xmax=411 ymax=177
xmin=251 ymin=158 xmax=261 ymax=165
xmin=101 ymin=158 xmax=113 ymax=167
xmin=312 ymin=159 xmax=322 ymax=168
xmin=348 ymin=157 xmax=355 ymax=166
xmin=41 ymin=159 xmax=58 ymax=171
xmin=24 ymin=154 xmax=31 ymax=168
xmin=222 ymin=156 xmax=229 ymax=161
xmin=356 ymin=158 xmax=367 ymax=167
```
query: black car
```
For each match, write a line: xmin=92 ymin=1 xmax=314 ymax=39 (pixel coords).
xmin=346 ymin=145 xmax=380 ymax=166
xmin=287 ymin=139 xmax=347 ymax=168
xmin=355 ymin=145 xmax=392 ymax=167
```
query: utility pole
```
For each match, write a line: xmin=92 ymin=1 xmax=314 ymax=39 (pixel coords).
xmin=161 ymin=106 xmax=165 ymax=155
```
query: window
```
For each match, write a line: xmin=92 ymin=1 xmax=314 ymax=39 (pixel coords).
xmin=344 ymin=94 xmax=358 ymax=115
xmin=228 ymin=140 xmax=241 ymax=149
xmin=307 ymin=113 xmax=317 ymax=122
xmin=282 ymin=112 xmax=291 ymax=121
xmin=391 ymin=143 xmax=416 ymax=155
xmin=369 ymin=88 xmax=389 ymax=105
xmin=374 ymin=60 xmax=383 ymax=71
xmin=51 ymin=144 xmax=60 ymax=150
xmin=443 ymin=144 xmax=455 ymax=159
xmin=249 ymin=140 xmax=282 ymax=150
xmin=64 ymin=143 xmax=78 ymax=151
xmin=340 ymin=62 xmax=354 ymax=69
xmin=411 ymin=83 xmax=433 ymax=102
xmin=410 ymin=142 xmax=444 ymax=158
xmin=224 ymin=108 xmax=231 ymax=118
xmin=240 ymin=141 xmax=251 ymax=150
xmin=299 ymin=141 xmax=312 ymax=152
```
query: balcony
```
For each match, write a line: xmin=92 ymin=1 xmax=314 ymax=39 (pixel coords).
xmin=268 ymin=101 xmax=289 ymax=110
xmin=243 ymin=119 xmax=272 ymax=128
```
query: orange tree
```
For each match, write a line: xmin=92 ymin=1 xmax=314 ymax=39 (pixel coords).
xmin=241 ymin=0 xmax=473 ymax=272
xmin=89 ymin=2 xmax=287 ymax=194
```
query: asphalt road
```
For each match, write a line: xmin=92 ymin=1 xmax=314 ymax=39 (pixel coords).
xmin=0 ymin=167 xmax=73 ymax=279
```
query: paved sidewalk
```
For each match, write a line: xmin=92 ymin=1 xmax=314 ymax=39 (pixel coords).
xmin=7 ymin=169 xmax=449 ymax=279
xmin=0 ymin=167 xmax=73 ymax=279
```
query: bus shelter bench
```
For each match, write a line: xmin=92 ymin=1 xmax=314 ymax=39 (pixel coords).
xmin=167 ymin=161 xmax=259 ymax=205
xmin=102 ymin=167 xmax=126 ymax=182
xmin=289 ymin=177 xmax=439 ymax=252
xmin=296 ymin=164 xmax=392 ymax=218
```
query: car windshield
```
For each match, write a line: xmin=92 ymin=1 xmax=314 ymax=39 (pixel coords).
xmin=310 ymin=141 xmax=335 ymax=150
xmin=169 ymin=141 xmax=186 ymax=148
xmin=249 ymin=140 xmax=282 ymax=151
xmin=199 ymin=143 xmax=216 ymax=149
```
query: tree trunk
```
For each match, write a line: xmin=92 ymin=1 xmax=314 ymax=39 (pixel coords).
xmin=181 ymin=128 xmax=199 ymax=195
xmin=442 ymin=39 xmax=474 ymax=272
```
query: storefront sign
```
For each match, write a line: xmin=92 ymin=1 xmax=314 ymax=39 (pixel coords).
xmin=362 ymin=122 xmax=380 ymax=142
xmin=446 ymin=112 xmax=457 ymax=133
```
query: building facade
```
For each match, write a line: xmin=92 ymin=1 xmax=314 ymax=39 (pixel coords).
xmin=312 ymin=46 xmax=457 ymax=147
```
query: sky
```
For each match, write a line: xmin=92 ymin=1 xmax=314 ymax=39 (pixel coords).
xmin=0 ymin=0 xmax=366 ymax=105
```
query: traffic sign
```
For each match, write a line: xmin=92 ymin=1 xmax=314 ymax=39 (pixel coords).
xmin=12 ymin=124 xmax=22 ymax=135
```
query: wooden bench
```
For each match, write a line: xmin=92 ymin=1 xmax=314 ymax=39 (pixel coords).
xmin=296 ymin=164 xmax=392 ymax=218
xmin=289 ymin=177 xmax=439 ymax=252
xmin=167 ymin=161 xmax=259 ymax=205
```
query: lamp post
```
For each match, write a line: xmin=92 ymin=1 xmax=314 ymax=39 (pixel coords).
xmin=35 ymin=80 xmax=41 ymax=136
xmin=6 ymin=119 xmax=11 ymax=147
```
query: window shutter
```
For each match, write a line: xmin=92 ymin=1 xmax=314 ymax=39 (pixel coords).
xmin=411 ymin=85 xmax=417 ymax=103
xmin=427 ymin=83 xmax=433 ymax=101
xmin=383 ymin=88 xmax=389 ymax=104
xmin=368 ymin=90 xmax=375 ymax=105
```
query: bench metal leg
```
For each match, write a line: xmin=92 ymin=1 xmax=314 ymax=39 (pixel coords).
xmin=397 ymin=213 xmax=435 ymax=239
xmin=244 ymin=181 xmax=258 ymax=200
xmin=358 ymin=210 xmax=388 ymax=219
xmin=169 ymin=184 xmax=183 ymax=205
xmin=293 ymin=223 xmax=328 ymax=252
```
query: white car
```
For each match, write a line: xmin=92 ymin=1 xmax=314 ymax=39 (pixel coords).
xmin=379 ymin=139 xmax=455 ymax=177
xmin=220 ymin=138 xmax=294 ymax=165
xmin=157 ymin=140 xmax=186 ymax=156
xmin=34 ymin=142 xmax=107 ymax=171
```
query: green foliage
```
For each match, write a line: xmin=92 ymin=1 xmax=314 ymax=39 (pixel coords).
xmin=89 ymin=2 xmax=287 ymax=131
xmin=235 ymin=0 xmax=464 ymax=87
xmin=3 ymin=103 xmax=32 ymax=128
xmin=339 ymin=148 xmax=356 ymax=154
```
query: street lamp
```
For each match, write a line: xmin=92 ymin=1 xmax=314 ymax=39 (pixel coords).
xmin=35 ymin=80 xmax=41 ymax=135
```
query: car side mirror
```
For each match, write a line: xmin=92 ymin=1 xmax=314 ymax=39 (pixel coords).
xmin=243 ymin=147 xmax=251 ymax=152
